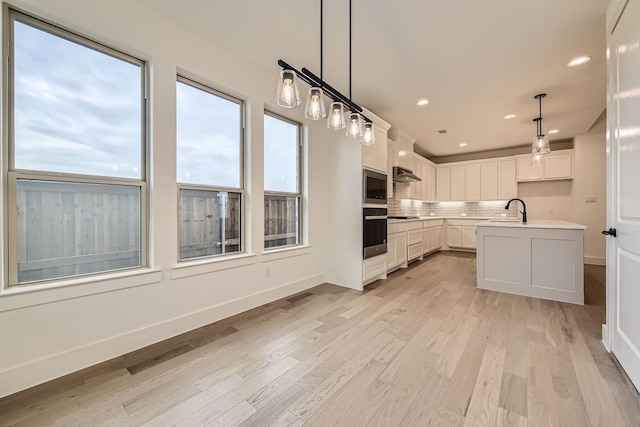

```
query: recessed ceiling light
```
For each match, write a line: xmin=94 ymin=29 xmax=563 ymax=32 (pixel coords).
xmin=504 ymin=114 xmax=517 ymax=120
xmin=568 ymin=56 xmax=592 ymax=67
xmin=458 ymin=142 xmax=467 ymax=147
xmin=438 ymin=129 xmax=447 ymax=134
xmin=548 ymin=129 xmax=560 ymax=134
xmin=417 ymin=98 xmax=430 ymax=106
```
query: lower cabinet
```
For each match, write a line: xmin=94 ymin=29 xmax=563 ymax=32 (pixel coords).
xmin=387 ymin=224 xmax=408 ymax=272
xmin=423 ymin=220 xmax=444 ymax=254
xmin=446 ymin=220 xmax=478 ymax=250
xmin=363 ymin=255 xmax=387 ymax=284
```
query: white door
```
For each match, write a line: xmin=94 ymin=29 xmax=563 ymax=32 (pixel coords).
xmin=606 ymin=0 xmax=640 ymax=391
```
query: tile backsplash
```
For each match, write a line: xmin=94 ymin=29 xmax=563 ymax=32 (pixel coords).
xmin=388 ymin=199 xmax=520 ymax=218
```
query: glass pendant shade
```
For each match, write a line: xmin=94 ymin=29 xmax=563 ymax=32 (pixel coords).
xmin=346 ymin=112 xmax=363 ymax=138
xmin=304 ymin=87 xmax=326 ymax=120
xmin=327 ymin=102 xmax=346 ymax=130
xmin=276 ymin=69 xmax=300 ymax=108
xmin=532 ymin=135 xmax=551 ymax=154
xmin=362 ymin=122 xmax=376 ymax=145
xmin=531 ymin=151 xmax=545 ymax=167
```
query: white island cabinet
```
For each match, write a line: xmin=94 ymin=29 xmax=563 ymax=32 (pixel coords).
xmin=476 ymin=220 xmax=587 ymax=305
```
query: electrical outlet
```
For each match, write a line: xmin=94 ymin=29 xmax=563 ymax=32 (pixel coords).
xmin=265 ymin=266 xmax=271 ymax=278
xmin=460 ymin=212 xmax=467 ymax=217
xmin=585 ymin=196 xmax=597 ymax=203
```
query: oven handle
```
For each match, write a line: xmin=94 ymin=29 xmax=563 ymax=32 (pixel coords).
xmin=364 ymin=215 xmax=388 ymax=220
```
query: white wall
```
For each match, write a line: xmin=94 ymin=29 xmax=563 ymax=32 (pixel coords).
xmin=517 ymin=131 xmax=606 ymax=264
xmin=0 ymin=0 xmax=330 ymax=397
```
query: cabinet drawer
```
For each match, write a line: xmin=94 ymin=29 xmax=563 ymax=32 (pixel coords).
xmin=363 ymin=256 xmax=387 ymax=281
xmin=408 ymin=243 xmax=423 ymax=261
xmin=407 ymin=229 xmax=423 ymax=245
xmin=387 ymin=223 xmax=399 ymax=234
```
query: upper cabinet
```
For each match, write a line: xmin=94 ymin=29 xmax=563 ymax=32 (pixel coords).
xmin=516 ymin=150 xmax=573 ymax=182
xmin=389 ymin=129 xmax=417 ymax=171
xmin=438 ymin=158 xmax=516 ymax=202
xmin=362 ymin=109 xmax=391 ymax=174
xmin=436 ymin=167 xmax=451 ymax=201
xmin=386 ymin=139 xmax=395 ymax=199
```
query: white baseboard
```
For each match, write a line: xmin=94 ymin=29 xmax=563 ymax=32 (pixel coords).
xmin=602 ymin=324 xmax=611 ymax=351
xmin=585 ymin=256 xmax=606 ymax=266
xmin=0 ymin=273 xmax=325 ymax=399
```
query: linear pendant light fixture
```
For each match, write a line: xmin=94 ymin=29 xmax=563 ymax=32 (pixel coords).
xmin=531 ymin=93 xmax=550 ymax=167
xmin=275 ymin=0 xmax=373 ymax=143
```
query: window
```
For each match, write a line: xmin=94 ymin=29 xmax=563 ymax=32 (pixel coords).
xmin=6 ymin=10 xmax=147 ymax=286
xmin=264 ymin=112 xmax=302 ymax=249
xmin=176 ymin=77 xmax=244 ymax=261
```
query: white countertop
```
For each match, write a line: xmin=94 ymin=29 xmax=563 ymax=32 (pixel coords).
xmin=475 ymin=219 xmax=587 ymax=230
xmin=387 ymin=216 xmax=497 ymax=224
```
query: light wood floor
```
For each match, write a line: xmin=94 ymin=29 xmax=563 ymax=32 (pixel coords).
xmin=1 ymin=251 xmax=639 ymax=427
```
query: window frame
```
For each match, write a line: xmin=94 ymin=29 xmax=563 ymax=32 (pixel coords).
xmin=176 ymin=75 xmax=246 ymax=262
xmin=263 ymin=110 xmax=303 ymax=251
xmin=3 ymin=7 xmax=149 ymax=288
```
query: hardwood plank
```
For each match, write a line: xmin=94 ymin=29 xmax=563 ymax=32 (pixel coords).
xmin=498 ymin=373 xmax=527 ymax=418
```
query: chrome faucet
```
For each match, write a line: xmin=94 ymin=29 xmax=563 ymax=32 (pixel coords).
xmin=505 ymin=198 xmax=527 ymax=223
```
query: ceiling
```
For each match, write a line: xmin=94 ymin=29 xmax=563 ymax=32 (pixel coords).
xmin=135 ymin=0 xmax=608 ymax=158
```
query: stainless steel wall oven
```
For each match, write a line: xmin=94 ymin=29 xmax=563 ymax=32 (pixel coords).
xmin=363 ymin=207 xmax=387 ymax=259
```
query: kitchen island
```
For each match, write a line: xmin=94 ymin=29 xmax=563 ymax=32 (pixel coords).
xmin=476 ymin=220 xmax=587 ymax=304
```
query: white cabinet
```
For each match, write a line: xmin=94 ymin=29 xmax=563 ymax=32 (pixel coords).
xmin=427 ymin=164 xmax=436 ymax=201
xmin=516 ymin=150 xmax=574 ymax=182
xmin=391 ymin=131 xmax=417 ymax=171
xmin=446 ymin=220 xmax=478 ymax=250
xmin=387 ymin=223 xmax=408 ymax=272
xmin=461 ymin=226 xmax=476 ymax=249
xmin=436 ymin=167 xmax=451 ymax=201
xmin=465 ymin=164 xmax=481 ymax=200
xmin=362 ymin=126 xmax=387 ymax=173
xmin=363 ymin=255 xmax=387 ymax=283
xmin=481 ymin=162 xmax=498 ymax=200
xmin=422 ymin=219 xmax=444 ymax=254
xmin=386 ymin=140 xmax=395 ymax=199
xmin=362 ymin=110 xmax=391 ymax=175
xmin=498 ymin=160 xmax=517 ymax=199
xmin=450 ymin=165 xmax=466 ymax=201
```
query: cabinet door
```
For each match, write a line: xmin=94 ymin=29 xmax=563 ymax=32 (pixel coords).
xmin=363 ymin=126 xmax=387 ymax=173
xmin=465 ymin=164 xmax=481 ymax=200
xmin=543 ymin=154 xmax=572 ymax=179
xmin=411 ymin=156 xmax=421 ymax=199
xmin=498 ymin=160 xmax=517 ymax=199
xmin=436 ymin=167 xmax=451 ymax=201
xmin=423 ymin=229 xmax=430 ymax=254
xmin=450 ymin=165 xmax=466 ymax=201
xmin=517 ymin=158 xmax=544 ymax=181
xmin=397 ymin=232 xmax=407 ymax=265
xmin=447 ymin=225 xmax=462 ymax=247
xmin=481 ymin=162 xmax=498 ymax=200
xmin=422 ymin=162 xmax=429 ymax=201
xmin=435 ymin=225 xmax=443 ymax=248
xmin=462 ymin=226 xmax=477 ymax=249
xmin=387 ymin=142 xmax=394 ymax=199
xmin=428 ymin=165 xmax=436 ymax=201
xmin=387 ymin=233 xmax=397 ymax=268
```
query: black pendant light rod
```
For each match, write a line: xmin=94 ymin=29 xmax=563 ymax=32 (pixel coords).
xmin=320 ymin=0 xmax=323 ymax=86
xmin=534 ymin=93 xmax=546 ymax=137
xmin=349 ymin=0 xmax=352 ymax=102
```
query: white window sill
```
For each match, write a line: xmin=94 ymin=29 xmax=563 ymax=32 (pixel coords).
xmin=261 ymin=245 xmax=312 ymax=262
xmin=171 ymin=253 xmax=257 ymax=280
xmin=0 ymin=268 xmax=163 ymax=313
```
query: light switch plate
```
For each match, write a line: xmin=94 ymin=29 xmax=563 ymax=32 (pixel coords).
xmin=585 ymin=196 xmax=597 ymax=203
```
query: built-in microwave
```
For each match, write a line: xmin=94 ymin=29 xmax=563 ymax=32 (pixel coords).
xmin=363 ymin=169 xmax=387 ymax=204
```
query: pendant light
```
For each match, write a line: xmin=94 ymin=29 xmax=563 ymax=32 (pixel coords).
xmin=531 ymin=93 xmax=550 ymax=166
xmin=276 ymin=69 xmax=301 ymax=108
xmin=304 ymin=0 xmax=326 ymax=120
xmin=346 ymin=0 xmax=364 ymax=139
xmin=362 ymin=122 xmax=376 ymax=145
xmin=327 ymin=101 xmax=346 ymax=129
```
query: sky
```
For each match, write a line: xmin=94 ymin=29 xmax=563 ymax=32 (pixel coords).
xmin=14 ymin=19 xmax=299 ymax=192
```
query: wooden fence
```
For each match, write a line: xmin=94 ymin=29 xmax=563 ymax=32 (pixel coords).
xmin=16 ymin=183 xmax=299 ymax=283
xmin=16 ymin=180 xmax=141 ymax=283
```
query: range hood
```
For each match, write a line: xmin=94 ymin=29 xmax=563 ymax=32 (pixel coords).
xmin=393 ymin=166 xmax=421 ymax=182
